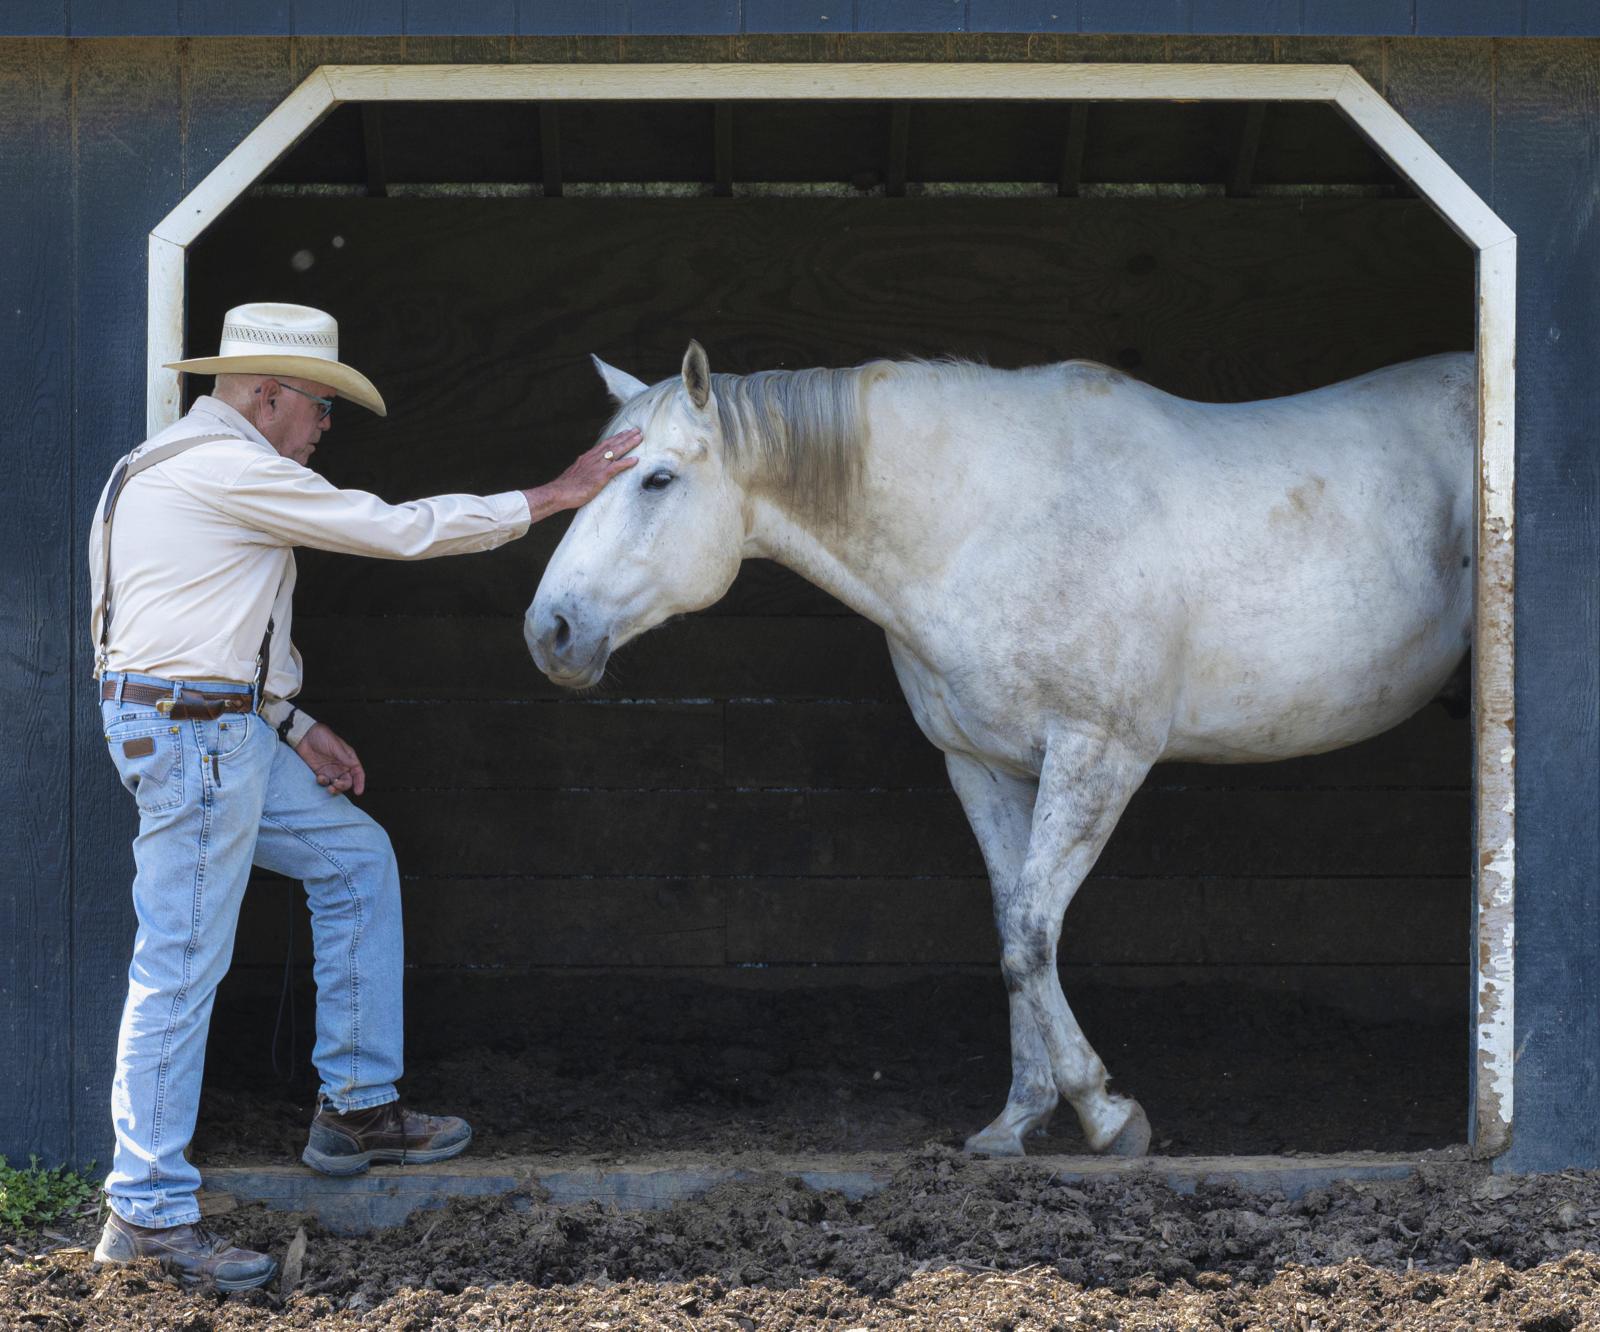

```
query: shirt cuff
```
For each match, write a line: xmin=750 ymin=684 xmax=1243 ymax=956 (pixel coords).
xmin=490 ymin=489 xmax=533 ymax=534
xmin=260 ymin=698 xmax=318 ymax=747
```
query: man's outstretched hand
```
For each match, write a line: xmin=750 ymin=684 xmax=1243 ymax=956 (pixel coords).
xmin=295 ymin=722 xmax=366 ymax=797
xmin=522 ymin=427 xmax=641 ymax=522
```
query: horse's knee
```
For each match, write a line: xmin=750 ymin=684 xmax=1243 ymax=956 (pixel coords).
xmin=998 ymin=906 xmax=1056 ymax=989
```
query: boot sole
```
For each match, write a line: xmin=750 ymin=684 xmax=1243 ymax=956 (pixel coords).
xmin=301 ymin=1129 xmax=472 ymax=1177
xmin=93 ymin=1251 xmax=278 ymax=1292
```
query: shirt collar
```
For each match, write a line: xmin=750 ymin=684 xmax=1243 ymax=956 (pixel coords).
xmin=188 ymin=395 xmax=276 ymax=454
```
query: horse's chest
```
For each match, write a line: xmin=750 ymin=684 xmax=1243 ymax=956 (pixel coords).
xmin=885 ymin=639 xmax=1041 ymax=777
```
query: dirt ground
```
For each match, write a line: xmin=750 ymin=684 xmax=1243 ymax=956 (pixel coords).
xmin=192 ymin=972 xmax=1464 ymax=1162
xmin=8 ymin=1148 xmax=1600 ymax=1329
xmin=4 ymin=974 xmax=1512 ymax=1328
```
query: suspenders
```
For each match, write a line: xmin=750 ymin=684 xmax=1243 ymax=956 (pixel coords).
xmin=96 ymin=433 xmax=273 ymax=689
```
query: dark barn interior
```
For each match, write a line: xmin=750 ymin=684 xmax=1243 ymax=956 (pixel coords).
xmin=186 ymin=95 xmax=1475 ymax=1162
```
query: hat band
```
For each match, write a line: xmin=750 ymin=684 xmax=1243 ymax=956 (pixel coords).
xmin=220 ymin=322 xmax=339 ymax=350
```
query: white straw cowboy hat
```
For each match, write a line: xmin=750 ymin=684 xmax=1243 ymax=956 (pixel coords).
xmin=165 ymin=302 xmax=388 ymax=416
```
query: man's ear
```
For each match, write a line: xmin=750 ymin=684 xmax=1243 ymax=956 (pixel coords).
xmin=591 ymin=355 xmax=649 ymax=405
xmin=256 ymin=377 xmax=282 ymax=413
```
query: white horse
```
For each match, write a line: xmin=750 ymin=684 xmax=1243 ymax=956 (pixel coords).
xmin=526 ymin=343 xmax=1474 ymax=1158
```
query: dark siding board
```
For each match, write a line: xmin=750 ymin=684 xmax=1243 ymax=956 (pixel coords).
xmin=1 ymin=0 xmax=1596 ymax=35
xmin=182 ymin=0 xmax=292 ymax=35
xmin=183 ymin=39 xmax=297 ymax=193
xmin=854 ymin=0 xmax=968 ymax=32
xmin=229 ymin=874 xmax=1467 ymax=967
xmin=1301 ymin=0 xmax=1412 ymax=35
xmin=295 ymin=696 xmax=1463 ymax=791
xmin=321 ymin=699 xmax=730 ymax=788
xmin=626 ymin=0 xmax=741 ymax=34
xmin=6 ymin=0 xmax=66 ymax=35
xmin=1167 ymin=33 xmax=1277 ymax=60
xmin=1078 ymin=0 xmax=1185 ymax=33
xmin=1384 ymin=39 xmax=1495 ymax=208
xmin=405 ymin=0 xmax=516 ymax=35
xmin=723 ymin=699 xmax=1469 ymax=793
xmin=963 ymin=0 xmax=1081 ymax=31
xmin=742 ymin=0 xmax=852 ymax=31
xmin=1495 ymin=42 xmax=1600 ymax=1174
xmin=1277 ymin=35 xmax=1384 ymax=89
xmin=401 ymin=35 xmax=516 ymax=60
xmin=1189 ymin=0 xmax=1299 ymax=35
xmin=1524 ymin=0 xmax=1600 ymax=37
xmin=71 ymin=0 xmax=179 ymax=36
xmin=724 ymin=877 xmax=1469 ymax=967
xmin=289 ymin=34 xmax=405 ymax=82
xmin=355 ymin=786 xmax=1465 ymax=878
xmin=292 ymin=615 xmax=907 ymax=701
xmin=0 ymin=38 xmax=74 ymax=1166
xmin=70 ymin=37 xmax=185 ymax=1171
xmin=291 ymin=0 xmax=404 ymax=35
xmin=1415 ymin=0 xmax=1522 ymax=38
xmin=517 ymin=0 xmax=629 ymax=34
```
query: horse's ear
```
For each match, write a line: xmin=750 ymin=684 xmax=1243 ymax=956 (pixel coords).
xmin=591 ymin=354 xmax=649 ymax=405
xmin=681 ymin=340 xmax=712 ymax=412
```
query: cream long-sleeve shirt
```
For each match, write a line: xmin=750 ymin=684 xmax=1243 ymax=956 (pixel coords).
xmin=90 ymin=396 xmax=530 ymax=744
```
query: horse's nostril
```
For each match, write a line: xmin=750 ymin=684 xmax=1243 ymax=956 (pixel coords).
xmin=553 ymin=614 xmax=571 ymax=650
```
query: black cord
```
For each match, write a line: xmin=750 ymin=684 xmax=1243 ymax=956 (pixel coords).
xmin=270 ymin=884 xmax=298 ymax=1082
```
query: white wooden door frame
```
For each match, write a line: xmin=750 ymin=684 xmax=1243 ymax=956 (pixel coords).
xmin=147 ymin=61 xmax=1517 ymax=1156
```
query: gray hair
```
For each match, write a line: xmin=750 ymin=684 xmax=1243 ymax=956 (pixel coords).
xmin=609 ymin=362 xmax=894 ymax=523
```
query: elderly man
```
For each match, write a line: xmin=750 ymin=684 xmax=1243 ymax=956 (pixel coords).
xmin=89 ymin=303 xmax=639 ymax=1289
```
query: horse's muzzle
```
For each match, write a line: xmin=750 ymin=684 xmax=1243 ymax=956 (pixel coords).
xmin=525 ymin=602 xmax=610 ymax=688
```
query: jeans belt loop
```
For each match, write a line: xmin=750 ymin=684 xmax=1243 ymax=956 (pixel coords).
xmin=114 ymin=673 xmax=126 ymax=706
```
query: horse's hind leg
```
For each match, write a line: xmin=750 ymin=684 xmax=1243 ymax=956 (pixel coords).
xmin=965 ymin=728 xmax=1153 ymax=1158
xmin=945 ymin=755 xmax=1055 ymax=1156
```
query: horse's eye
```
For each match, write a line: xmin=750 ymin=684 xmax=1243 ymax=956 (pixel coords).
xmin=643 ymin=470 xmax=675 ymax=491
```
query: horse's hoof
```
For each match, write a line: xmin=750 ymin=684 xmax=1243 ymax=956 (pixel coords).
xmin=1104 ymin=1101 xmax=1152 ymax=1158
xmin=963 ymin=1127 xmax=1026 ymax=1158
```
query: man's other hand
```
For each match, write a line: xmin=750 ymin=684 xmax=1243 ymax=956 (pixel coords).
xmin=294 ymin=722 xmax=367 ymax=797
xmin=523 ymin=427 xmax=641 ymax=522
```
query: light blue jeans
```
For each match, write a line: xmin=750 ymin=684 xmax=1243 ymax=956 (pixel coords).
xmin=100 ymin=672 xmax=403 ymax=1228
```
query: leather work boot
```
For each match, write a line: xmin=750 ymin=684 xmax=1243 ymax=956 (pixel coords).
xmin=301 ymin=1100 xmax=472 ymax=1176
xmin=93 ymin=1211 xmax=278 ymax=1291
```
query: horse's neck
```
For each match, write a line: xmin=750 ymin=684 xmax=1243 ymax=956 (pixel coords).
xmin=741 ymin=415 xmax=929 ymax=641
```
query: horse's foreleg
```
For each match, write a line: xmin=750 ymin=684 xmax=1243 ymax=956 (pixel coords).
xmin=945 ymin=754 xmax=1054 ymax=1156
xmin=986 ymin=727 xmax=1153 ymax=1157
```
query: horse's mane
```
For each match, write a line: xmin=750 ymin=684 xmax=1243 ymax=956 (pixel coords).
xmin=607 ymin=357 xmax=982 ymax=523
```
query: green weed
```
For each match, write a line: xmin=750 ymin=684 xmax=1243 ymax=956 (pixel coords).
xmin=0 ymin=1156 xmax=97 ymax=1235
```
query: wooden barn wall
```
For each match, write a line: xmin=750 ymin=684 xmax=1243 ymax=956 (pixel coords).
xmin=5 ymin=0 xmax=1600 ymax=39
xmin=0 ymin=34 xmax=1594 ymax=1174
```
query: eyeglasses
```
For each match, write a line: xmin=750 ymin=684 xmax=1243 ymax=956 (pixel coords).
xmin=280 ymin=383 xmax=334 ymax=420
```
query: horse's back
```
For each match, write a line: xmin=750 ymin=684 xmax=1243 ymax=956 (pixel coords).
xmin=873 ymin=353 xmax=1475 ymax=768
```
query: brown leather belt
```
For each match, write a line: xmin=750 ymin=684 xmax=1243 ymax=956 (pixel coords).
xmin=101 ymin=680 xmax=255 ymax=719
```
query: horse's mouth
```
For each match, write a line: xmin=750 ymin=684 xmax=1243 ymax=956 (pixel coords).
xmin=539 ymin=642 xmax=611 ymax=691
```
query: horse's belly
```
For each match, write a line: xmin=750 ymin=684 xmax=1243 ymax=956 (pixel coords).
xmin=1166 ymin=594 xmax=1470 ymax=762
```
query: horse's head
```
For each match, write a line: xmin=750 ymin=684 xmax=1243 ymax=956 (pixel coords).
xmin=526 ymin=341 xmax=746 ymax=688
